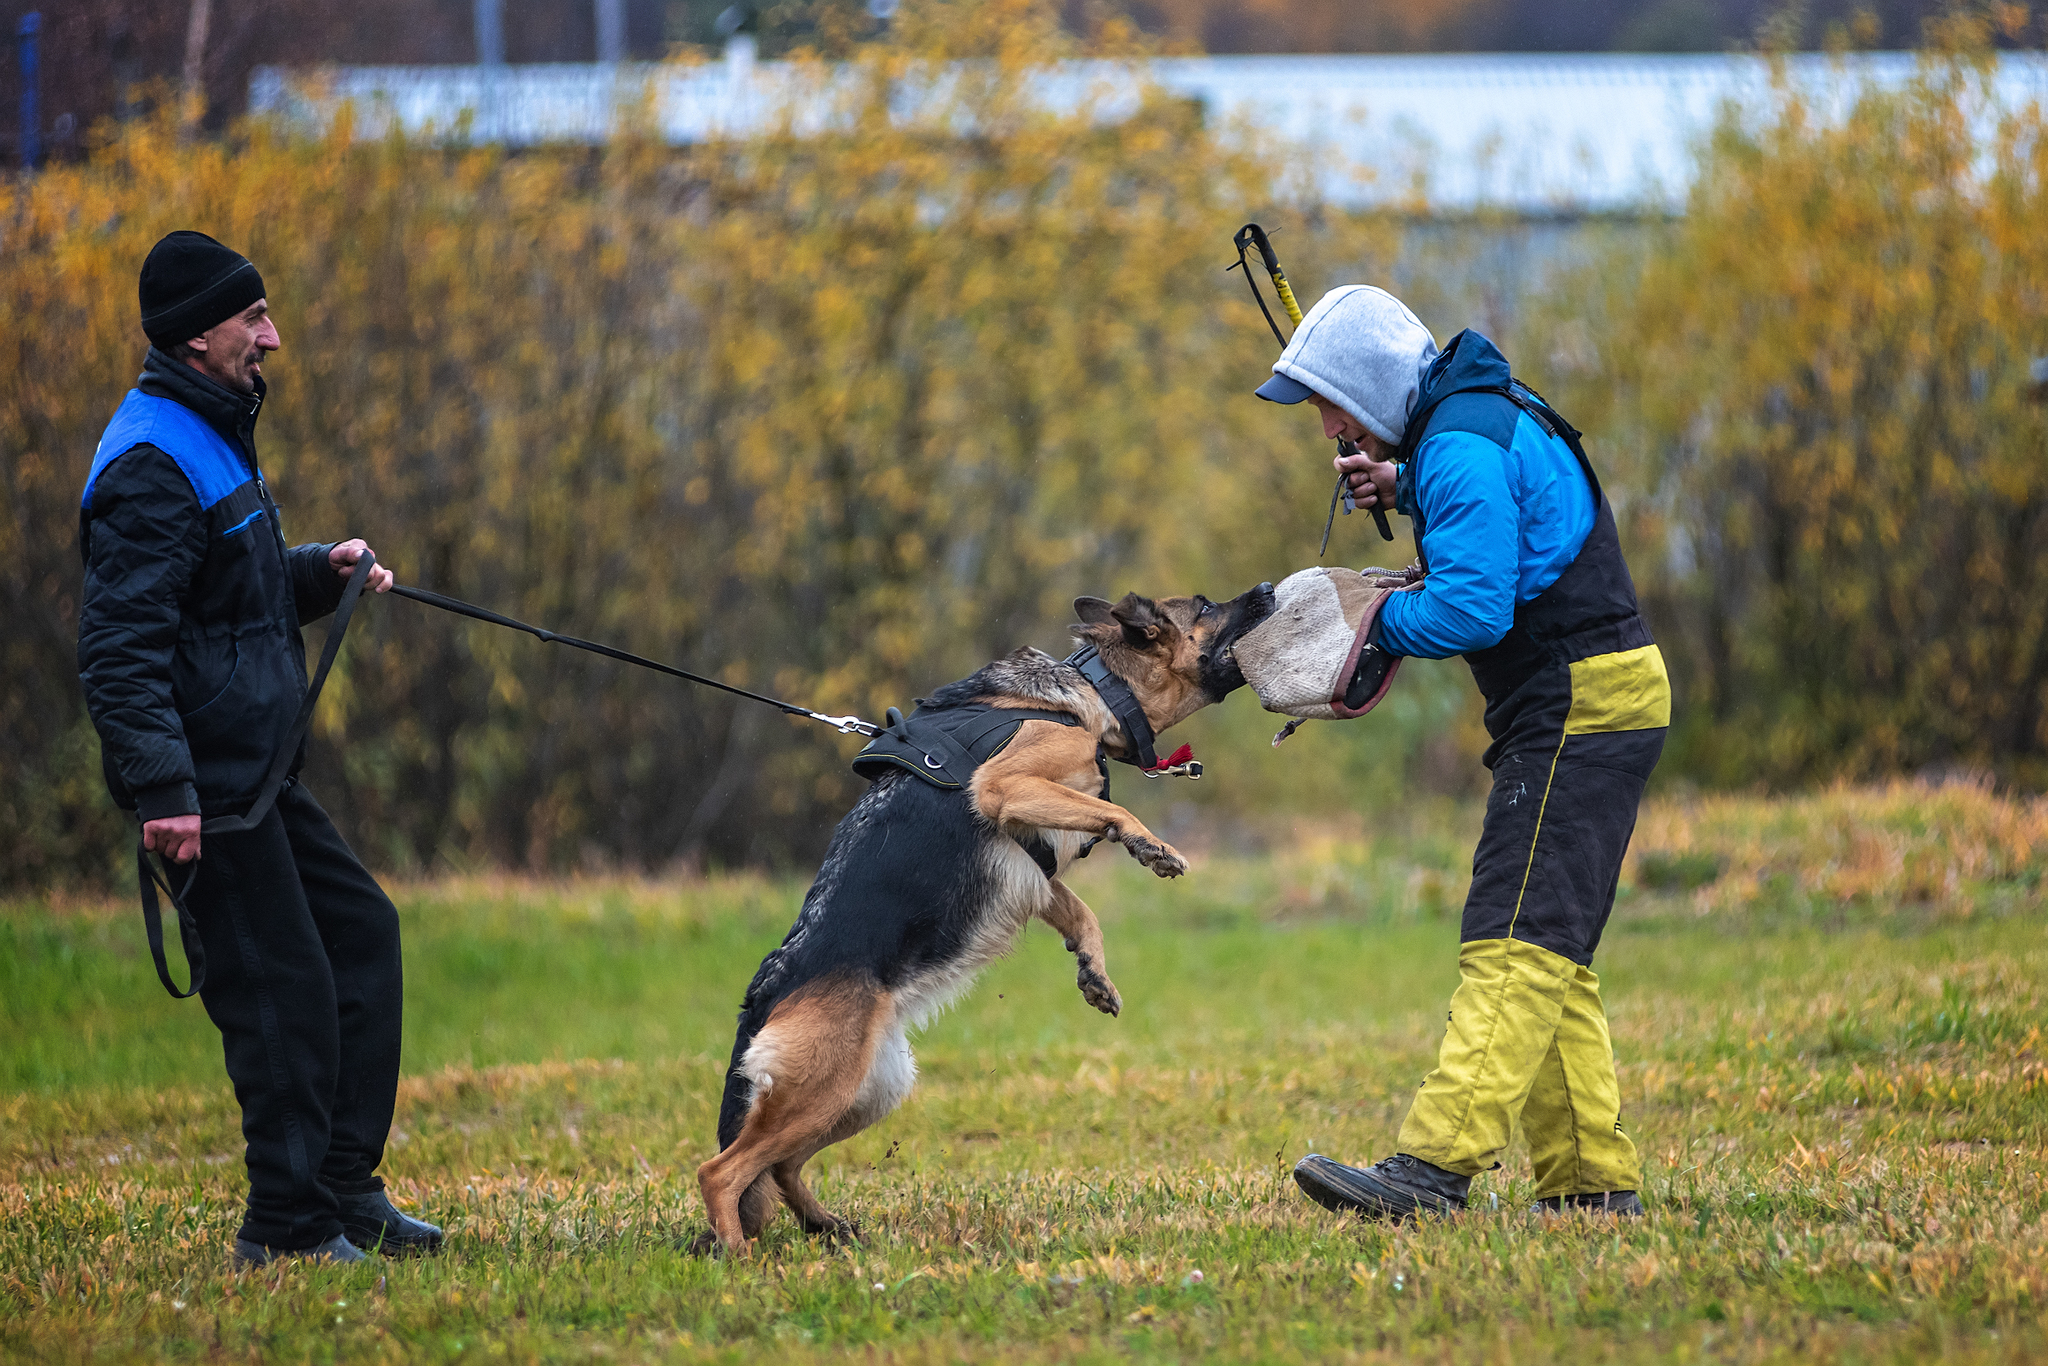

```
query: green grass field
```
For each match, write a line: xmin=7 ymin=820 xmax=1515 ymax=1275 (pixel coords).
xmin=4 ymin=786 xmax=2046 ymax=1364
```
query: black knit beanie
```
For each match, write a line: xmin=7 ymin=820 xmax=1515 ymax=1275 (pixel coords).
xmin=139 ymin=231 xmax=266 ymax=349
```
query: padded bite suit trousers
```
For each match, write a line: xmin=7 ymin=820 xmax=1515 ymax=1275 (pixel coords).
xmin=1397 ymin=649 xmax=1667 ymax=1197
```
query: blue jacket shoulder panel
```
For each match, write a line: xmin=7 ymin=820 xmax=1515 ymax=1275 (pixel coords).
xmin=83 ymin=391 xmax=250 ymax=513
xmin=1424 ymin=387 xmax=1520 ymax=451
xmin=1379 ymin=428 xmax=1520 ymax=658
xmin=1378 ymin=330 xmax=1595 ymax=661
xmin=77 ymin=354 xmax=309 ymax=820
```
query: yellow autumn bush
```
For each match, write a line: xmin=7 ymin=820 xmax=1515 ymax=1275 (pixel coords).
xmin=8 ymin=4 xmax=2045 ymax=891
xmin=0 ymin=1 xmax=1411 ymax=887
xmin=1541 ymin=30 xmax=2048 ymax=789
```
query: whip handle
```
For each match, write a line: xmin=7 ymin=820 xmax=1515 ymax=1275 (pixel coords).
xmin=1273 ymin=275 xmax=1304 ymax=328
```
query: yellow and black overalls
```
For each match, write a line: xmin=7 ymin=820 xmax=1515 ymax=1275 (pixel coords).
xmin=1391 ymin=365 xmax=1670 ymax=1198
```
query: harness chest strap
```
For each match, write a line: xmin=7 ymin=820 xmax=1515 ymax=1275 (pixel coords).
xmin=851 ymin=649 xmax=1197 ymax=877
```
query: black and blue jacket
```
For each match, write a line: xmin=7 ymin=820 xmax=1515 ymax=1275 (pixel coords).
xmin=1380 ymin=331 xmax=1595 ymax=659
xmin=1390 ymin=329 xmax=1668 ymax=764
xmin=77 ymin=350 xmax=346 ymax=822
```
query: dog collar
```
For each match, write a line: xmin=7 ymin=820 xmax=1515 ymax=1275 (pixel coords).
xmin=1062 ymin=644 xmax=1159 ymax=770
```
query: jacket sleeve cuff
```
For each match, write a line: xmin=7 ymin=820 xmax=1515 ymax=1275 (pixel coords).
xmin=135 ymin=782 xmax=201 ymax=822
xmin=291 ymin=542 xmax=347 ymax=620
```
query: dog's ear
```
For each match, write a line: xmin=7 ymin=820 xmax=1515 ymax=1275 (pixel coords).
xmin=1110 ymin=593 xmax=1170 ymax=649
xmin=1073 ymin=597 xmax=1117 ymax=629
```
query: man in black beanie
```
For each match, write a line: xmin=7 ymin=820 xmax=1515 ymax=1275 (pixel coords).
xmin=78 ymin=231 xmax=442 ymax=1268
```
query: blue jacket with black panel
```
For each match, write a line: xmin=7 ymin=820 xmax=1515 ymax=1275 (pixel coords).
xmin=1379 ymin=331 xmax=1595 ymax=661
xmin=78 ymin=349 xmax=347 ymax=823
xmin=1381 ymin=328 xmax=1669 ymax=771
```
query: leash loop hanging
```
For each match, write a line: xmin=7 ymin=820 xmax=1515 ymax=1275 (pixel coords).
xmin=138 ymin=547 xmax=379 ymax=998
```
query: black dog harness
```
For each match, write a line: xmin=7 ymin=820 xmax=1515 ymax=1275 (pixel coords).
xmin=850 ymin=646 xmax=1174 ymax=877
xmin=852 ymin=704 xmax=1086 ymax=791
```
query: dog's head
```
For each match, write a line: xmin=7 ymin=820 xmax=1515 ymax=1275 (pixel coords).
xmin=1070 ymin=581 xmax=1277 ymax=732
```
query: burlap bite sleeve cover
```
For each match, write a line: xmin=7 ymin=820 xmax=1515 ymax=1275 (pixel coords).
xmin=1231 ymin=565 xmax=1419 ymax=720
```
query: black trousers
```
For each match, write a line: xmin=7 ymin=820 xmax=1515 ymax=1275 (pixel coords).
xmin=183 ymin=780 xmax=403 ymax=1249
xmin=1463 ymin=727 xmax=1667 ymax=964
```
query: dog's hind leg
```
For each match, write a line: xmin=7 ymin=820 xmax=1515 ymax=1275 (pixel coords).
xmin=774 ymin=1154 xmax=858 ymax=1240
xmin=774 ymin=1017 xmax=914 ymax=1240
xmin=696 ymin=977 xmax=889 ymax=1255
xmin=686 ymin=1170 xmax=782 ymax=1255
xmin=1037 ymin=878 xmax=1121 ymax=1016
xmin=737 ymin=1173 xmax=781 ymax=1241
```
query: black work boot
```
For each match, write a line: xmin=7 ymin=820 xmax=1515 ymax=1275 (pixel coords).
xmin=337 ymin=1188 xmax=445 ymax=1255
xmin=1534 ymin=1190 xmax=1645 ymax=1217
xmin=232 ymin=1233 xmax=366 ymax=1269
xmin=1294 ymin=1152 xmax=1470 ymax=1221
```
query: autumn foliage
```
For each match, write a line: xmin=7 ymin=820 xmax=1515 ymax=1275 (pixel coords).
xmin=0 ymin=4 xmax=1401 ymax=888
xmin=4 ymin=5 xmax=2046 ymax=891
xmin=1547 ymin=36 xmax=2048 ymax=787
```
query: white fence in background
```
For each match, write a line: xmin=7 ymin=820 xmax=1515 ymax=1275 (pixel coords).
xmin=249 ymin=52 xmax=2048 ymax=214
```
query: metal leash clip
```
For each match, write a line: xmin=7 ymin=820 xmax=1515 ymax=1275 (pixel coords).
xmin=811 ymin=712 xmax=884 ymax=737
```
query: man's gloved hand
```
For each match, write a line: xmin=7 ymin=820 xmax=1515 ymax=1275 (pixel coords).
xmin=1357 ymin=561 xmax=1426 ymax=590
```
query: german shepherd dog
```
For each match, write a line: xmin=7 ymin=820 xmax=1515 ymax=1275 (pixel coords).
xmin=696 ymin=584 xmax=1276 ymax=1254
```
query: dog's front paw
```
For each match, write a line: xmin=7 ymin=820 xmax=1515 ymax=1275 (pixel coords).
xmin=1077 ymin=962 xmax=1122 ymax=1016
xmin=1124 ymin=833 xmax=1188 ymax=877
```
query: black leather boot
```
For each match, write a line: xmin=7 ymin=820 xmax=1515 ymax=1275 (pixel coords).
xmin=1294 ymin=1152 xmax=1470 ymax=1220
xmin=232 ymin=1233 xmax=366 ymax=1269
xmin=337 ymin=1189 xmax=445 ymax=1255
xmin=1534 ymin=1190 xmax=1645 ymax=1217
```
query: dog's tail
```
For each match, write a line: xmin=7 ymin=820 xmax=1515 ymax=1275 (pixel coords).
xmin=715 ymin=1004 xmax=769 ymax=1151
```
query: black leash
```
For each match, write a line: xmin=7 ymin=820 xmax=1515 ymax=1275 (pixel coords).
xmin=139 ymin=549 xmax=378 ymax=998
xmin=388 ymin=584 xmax=883 ymax=739
xmin=142 ymin=559 xmax=886 ymax=999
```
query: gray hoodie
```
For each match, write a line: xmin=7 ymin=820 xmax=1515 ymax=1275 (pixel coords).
xmin=1270 ymin=286 xmax=1440 ymax=445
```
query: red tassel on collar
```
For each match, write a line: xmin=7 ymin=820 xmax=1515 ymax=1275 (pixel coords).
xmin=1144 ymin=743 xmax=1194 ymax=773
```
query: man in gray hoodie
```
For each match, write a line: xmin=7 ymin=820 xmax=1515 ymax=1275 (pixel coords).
xmin=1256 ymin=286 xmax=1669 ymax=1221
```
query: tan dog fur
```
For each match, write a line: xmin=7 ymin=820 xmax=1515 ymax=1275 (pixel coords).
xmin=697 ymin=590 xmax=1264 ymax=1255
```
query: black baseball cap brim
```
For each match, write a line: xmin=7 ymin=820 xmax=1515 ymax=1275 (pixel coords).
xmin=1255 ymin=372 xmax=1317 ymax=404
